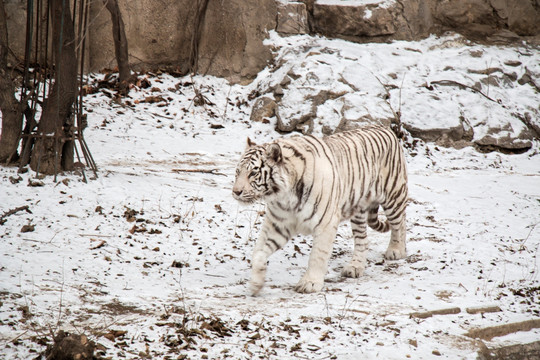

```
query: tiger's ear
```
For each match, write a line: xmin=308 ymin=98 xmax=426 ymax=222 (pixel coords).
xmin=246 ymin=137 xmax=257 ymax=149
xmin=265 ymin=143 xmax=282 ymax=164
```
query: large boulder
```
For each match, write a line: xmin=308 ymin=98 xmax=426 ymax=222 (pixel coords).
xmin=435 ymin=0 xmax=499 ymax=27
xmin=489 ymin=0 xmax=540 ymax=36
xmin=88 ymin=0 xmax=182 ymax=72
xmin=194 ymin=0 xmax=277 ymax=82
xmin=434 ymin=0 xmax=540 ymax=37
xmin=505 ymin=0 xmax=540 ymax=36
xmin=277 ymin=1 xmax=310 ymax=35
xmin=311 ymin=0 xmax=434 ymax=41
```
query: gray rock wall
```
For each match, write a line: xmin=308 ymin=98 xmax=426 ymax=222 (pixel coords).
xmin=6 ymin=1 xmax=539 ymax=81
xmin=295 ymin=0 xmax=540 ymax=41
xmin=7 ymin=0 xmax=276 ymax=82
xmin=88 ymin=0 xmax=277 ymax=82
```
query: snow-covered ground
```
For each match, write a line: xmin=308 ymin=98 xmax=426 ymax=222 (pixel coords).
xmin=1 ymin=32 xmax=539 ymax=359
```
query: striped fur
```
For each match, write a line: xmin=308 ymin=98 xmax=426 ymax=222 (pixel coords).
xmin=233 ymin=125 xmax=408 ymax=295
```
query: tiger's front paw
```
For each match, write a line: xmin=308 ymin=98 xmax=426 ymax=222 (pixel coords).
xmin=250 ymin=251 xmax=267 ymax=296
xmin=385 ymin=247 xmax=406 ymax=260
xmin=294 ymin=278 xmax=323 ymax=293
xmin=341 ymin=264 xmax=365 ymax=278
xmin=250 ymin=278 xmax=265 ymax=296
xmin=249 ymin=267 xmax=266 ymax=296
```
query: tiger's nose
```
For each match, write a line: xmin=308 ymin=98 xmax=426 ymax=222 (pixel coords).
xmin=233 ymin=189 xmax=243 ymax=196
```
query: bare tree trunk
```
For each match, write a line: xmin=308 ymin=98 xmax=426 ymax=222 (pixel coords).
xmin=103 ymin=0 xmax=130 ymax=87
xmin=0 ymin=0 xmax=23 ymax=164
xmin=30 ymin=0 xmax=77 ymax=174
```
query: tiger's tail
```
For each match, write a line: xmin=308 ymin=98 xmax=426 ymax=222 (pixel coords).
xmin=367 ymin=207 xmax=390 ymax=232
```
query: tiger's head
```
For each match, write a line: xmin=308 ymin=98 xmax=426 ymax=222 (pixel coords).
xmin=232 ymin=138 xmax=285 ymax=204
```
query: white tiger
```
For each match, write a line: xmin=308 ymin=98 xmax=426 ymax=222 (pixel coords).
xmin=232 ymin=125 xmax=408 ymax=294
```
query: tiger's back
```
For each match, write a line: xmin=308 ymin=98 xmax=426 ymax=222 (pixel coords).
xmin=233 ymin=125 xmax=408 ymax=294
xmin=276 ymin=126 xmax=408 ymax=231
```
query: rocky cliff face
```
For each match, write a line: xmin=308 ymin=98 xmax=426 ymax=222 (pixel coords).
xmin=280 ymin=0 xmax=540 ymax=41
xmin=7 ymin=1 xmax=538 ymax=81
xmin=87 ymin=0 xmax=276 ymax=82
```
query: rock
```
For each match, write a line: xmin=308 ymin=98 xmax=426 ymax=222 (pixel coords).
xmin=277 ymin=2 xmax=309 ymax=35
xmin=250 ymin=97 xmax=277 ymax=122
xmin=276 ymin=107 xmax=301 ymax=133
xmin=276 ymin=89 xmax=348 ymax=134
xmin=336 ymin=94 xmax=393 ymax=133
xmin=308 ymin=0 xmax=539 ymax=43
xmin=504 ymin=60 xmax=522 ymax=67
xmin=435 ymin=0 xmax=497 ymax=27
xmin=520 ymin=112 xmax=540 ymax=138
xmin=490 ymin=0 xmax=509 ymax=19
xmin=195 ymin=0 xmax=278 ymax=82
xmin=28 ymin=179 xmax=45 ymax=187
xmin=477 ymin=340 xmax=540 ymax=360
xmin=410 ymin=307 xmax=461 ymax=319
xmin=517 ymin=68 xmax=539 ymax=90
xmin=401 ymin=0 xmax=435 ymax=38
xmin=466 ymin=319 xmax=540 ymax=341
xmin=502 ymin=0 xmax=540 ymax=36
xmin=474 ymin=119 xmax=535 ymax=152
xmin=280 ymin=75 xmax=292 ymax=88
xmin=487 ymin=29 xmax=521 ymax=43
xmin=312 ymin=2 xmax=401 ymax=40
xmin=435 ymin=0 xmax=539 ymax=36
xmin=335 ymin=115 xmax=394 ymax=134
xmin=9 ymin=175 xmax=22 ymax=184
xmin=404 ymin=123 xmax=471 ymax=148
xmin=273 ymin=84 xmax=284 ymax=98
xmin=250 ymin=18 xmax=539 ymax=152
xmin=403 ymin=103 xmax=535 ymax=152
xmin=475 ymin=132 xmax=533 ymax=152
xmin=20 ymin=224 xmax=35 ymax=233
xmin=465 ymin=305 xmax=502 ymax=314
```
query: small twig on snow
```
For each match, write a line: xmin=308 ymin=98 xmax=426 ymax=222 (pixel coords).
xmin=521 ymin=221 xmax=539 ymax=248
xmin=56 ymin=259 xmax=66 ymax=329
xmin=2 ymin=330 xmax=29 ymax=347
xmin=360 ymin=68 xmax=405 ymax=138
xmin=222 ymin=84 xmax=233 ymax=120
xmin=89 ymin=239 xmax=107 ymax=250
xmin=172 ymin=168 xmax=226 ymax=176
xmin=428 ymin=80 xmax=498 ymax=103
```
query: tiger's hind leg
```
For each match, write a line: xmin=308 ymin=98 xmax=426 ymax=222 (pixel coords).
xmin=341 ymin=211 xmax=369 ymax=278
xmin=383 ymin=206 xmax=407 ymax=260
